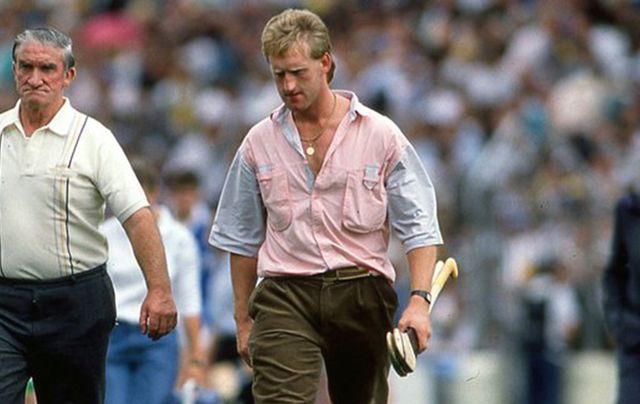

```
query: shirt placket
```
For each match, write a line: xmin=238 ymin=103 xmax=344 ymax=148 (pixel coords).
xmin=23 ymin=130 xmax=42 ymax=176
xmin=310 ymin=165 xmax=342 ymax=270
xmin=307 ymin=119 xmax=353 ymax=271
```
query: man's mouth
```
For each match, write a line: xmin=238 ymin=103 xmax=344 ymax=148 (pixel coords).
xmin=23 ymin=88 xmax=46 ymax=94
xmin=286 ymin=93 xmax=303 ymax=101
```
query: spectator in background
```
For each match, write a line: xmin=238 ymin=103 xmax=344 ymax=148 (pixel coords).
xmin=162 ymin=88 xmax=236 ymax=206
xmin=518 ymin=257 xmax=581 ymax=404
xmin=162 ymin=169 xmax=254 ymax=402
xmin=423 ymin=281 xmax=475 ymax=404
xmin=103 ymin=159 xmax=205 ymax=404
xmin=164 ymin=169 xmax=212 ymax=231
xmin=603 ymin=186 xmax=640 ymax=404
xmin=164 ymin=168 xmax=215 ymax=312
xmin=0 ymin=27 xmax=176 ymax=404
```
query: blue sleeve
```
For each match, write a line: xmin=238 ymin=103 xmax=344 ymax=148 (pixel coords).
xmin=208 ymin=151 xmax=266 ymax=257
xmin=386 ymin=144 xmax=443 ymax=252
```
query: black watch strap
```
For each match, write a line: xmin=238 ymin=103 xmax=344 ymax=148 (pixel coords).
xmin=410 ymin=289 xmax=432 ymax=305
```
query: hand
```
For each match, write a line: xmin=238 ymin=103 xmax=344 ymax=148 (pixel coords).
xmin=397 ymin=295 xmax=432 ymax=353
xmin=139 ymin=288 xmax=177 ymax=340
xmin=235 ymin=317 xmax=253 ymax=367
xmin=184 ymin=359 xmax=208 ymax=385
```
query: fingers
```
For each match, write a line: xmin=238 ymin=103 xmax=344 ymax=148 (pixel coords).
xmin=398 ymin=325 xmax=429 ymax=353
xmin=398 ymin=323 xmax=427 ymax=352
xmin=237 ymin=339 xmax=252 ymax=367
xmin=139 ymin=308 xmax=148 ymax=335
xmin=139 ymin=293 xmax=178 ymax=340
xmin=397 ymin=312 xmax=432 ymax=353
xmin=240 ymin=350 xmax=252 ymax=368
xmin=236 ymin=334 xmax=252 ymax=368
xmin=144 ymin=312 xmax=178 ymax=340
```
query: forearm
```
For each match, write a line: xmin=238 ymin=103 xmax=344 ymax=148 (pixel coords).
xmin=229 ymin=253 xmax=258 ymax=323
xmin=123 ymin=207 xmax=172 ymax=292
xmin=398 ymin=245 xmax=438 ymax=352
xmin=123 ymin=207 xmax=176 ymax=339
xmin=182 ymin=316 xmax=205 ymax=362
xmin=407 ymin=245 xmax=438 ymax=292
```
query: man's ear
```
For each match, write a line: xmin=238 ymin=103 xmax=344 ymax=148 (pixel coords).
xmin=321 ymin=52 xmax=332 ymax=72
xmin=63 ymin=66 xmax=76 ymax=88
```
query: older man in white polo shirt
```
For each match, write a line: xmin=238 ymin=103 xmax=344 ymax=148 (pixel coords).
xmin=0 ymin=27 xmax=177 ymax=404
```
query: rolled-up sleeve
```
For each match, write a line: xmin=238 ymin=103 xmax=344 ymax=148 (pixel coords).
xmin=209 ymin=150 xmax=266 ymax=257
xmin=386 ymin=144 xmax=443 ymax=252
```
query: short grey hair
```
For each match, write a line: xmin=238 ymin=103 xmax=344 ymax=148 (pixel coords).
xmin=12 ymin=27 xmax=75 ymax=71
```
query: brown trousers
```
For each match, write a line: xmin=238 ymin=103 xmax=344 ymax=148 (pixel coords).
xmin=248 ymin=274 xmax=398 ymax=404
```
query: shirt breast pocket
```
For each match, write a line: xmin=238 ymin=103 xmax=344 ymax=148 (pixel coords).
xmin=257 ymin=170 xmax=292 ymax=232
xmin=342 ymin=166 xmax=387 ymax=233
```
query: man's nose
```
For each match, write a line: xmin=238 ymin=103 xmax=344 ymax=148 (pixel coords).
xmin=27 ymin=70 xmax=43 ymax=86
xmin=282 ymin=74 xmax=297 ymax=92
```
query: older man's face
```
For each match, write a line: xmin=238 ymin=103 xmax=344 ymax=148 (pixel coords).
xmin=13 ymin=41 xmax=75 ymax=112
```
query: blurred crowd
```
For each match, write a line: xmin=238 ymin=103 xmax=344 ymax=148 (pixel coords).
xmin=5 ymin=0 xmax=640 ymax=402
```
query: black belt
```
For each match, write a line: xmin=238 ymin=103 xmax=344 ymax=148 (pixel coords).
xmin=312 ymin=266 xmax=374 ymax=281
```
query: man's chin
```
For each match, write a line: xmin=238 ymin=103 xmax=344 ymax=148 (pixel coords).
xmin=284 ymin=94 xmax=307 ymax=110
xmin=285 ymin=101 xmax=308 ymax=114
xmin=21 ymin=97 xmax=50 ymax=110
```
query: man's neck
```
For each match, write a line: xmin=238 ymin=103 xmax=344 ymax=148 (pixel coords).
xmin=19 ymin=99 xmax=64 ymax=137
xmin=292 ymin=89 xmax=335 ymax=125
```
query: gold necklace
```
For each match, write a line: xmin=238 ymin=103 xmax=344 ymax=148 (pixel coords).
xmin=299 ymin=93 xmax=337 ymax=156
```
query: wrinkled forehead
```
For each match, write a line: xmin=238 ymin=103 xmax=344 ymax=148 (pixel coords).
xmin=14 ymin=40 xmax=65 ymax=63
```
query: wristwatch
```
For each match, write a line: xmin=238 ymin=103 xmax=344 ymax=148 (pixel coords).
xmin=410 ymin=289 xmax=432 ymax=305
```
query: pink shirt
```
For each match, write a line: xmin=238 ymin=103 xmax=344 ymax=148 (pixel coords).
xmin=210 ymin=91 xmax=441 ymax=282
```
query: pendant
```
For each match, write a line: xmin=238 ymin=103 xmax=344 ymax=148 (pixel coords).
xmin=306 ymin=146 xmax=315 ymax=156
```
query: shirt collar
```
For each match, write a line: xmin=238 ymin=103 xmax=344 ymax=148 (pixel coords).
xmin=0 ymin=102 xmax=21 ymax=134
xmin=271 ymin=90 xmax=371 ymax=126
xmin=43 ymin=98 xmax=76 ymax=136
xmin=0 ymin=97 xmax=75 ymax=137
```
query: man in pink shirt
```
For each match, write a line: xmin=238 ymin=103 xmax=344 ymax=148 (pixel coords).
xmin=209 ymin=8 xmax=442 ymax=403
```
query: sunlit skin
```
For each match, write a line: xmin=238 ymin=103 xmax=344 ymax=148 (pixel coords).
xmin=269 ymin=41 xmax=334 ymax=122
xmin=268 ymin=41 xmax=341 ymax=178
xmin=13 ymin=41 xmax=75 ymax=135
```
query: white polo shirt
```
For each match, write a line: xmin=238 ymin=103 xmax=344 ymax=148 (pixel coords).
xmin=0 ymin=99 xmax=148 ymax=280
xmin=101 ymin=206 xmax=202 ymax=324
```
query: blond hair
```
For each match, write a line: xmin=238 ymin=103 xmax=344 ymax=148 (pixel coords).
xmin=261 ymin=8 xmax=336 ymax=83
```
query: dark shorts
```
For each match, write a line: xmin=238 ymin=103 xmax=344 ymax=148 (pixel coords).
xmin=247 ymin=271 xmax=398 ymax=404
xmin=0 ymin=265 xmax=116 ymax=404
